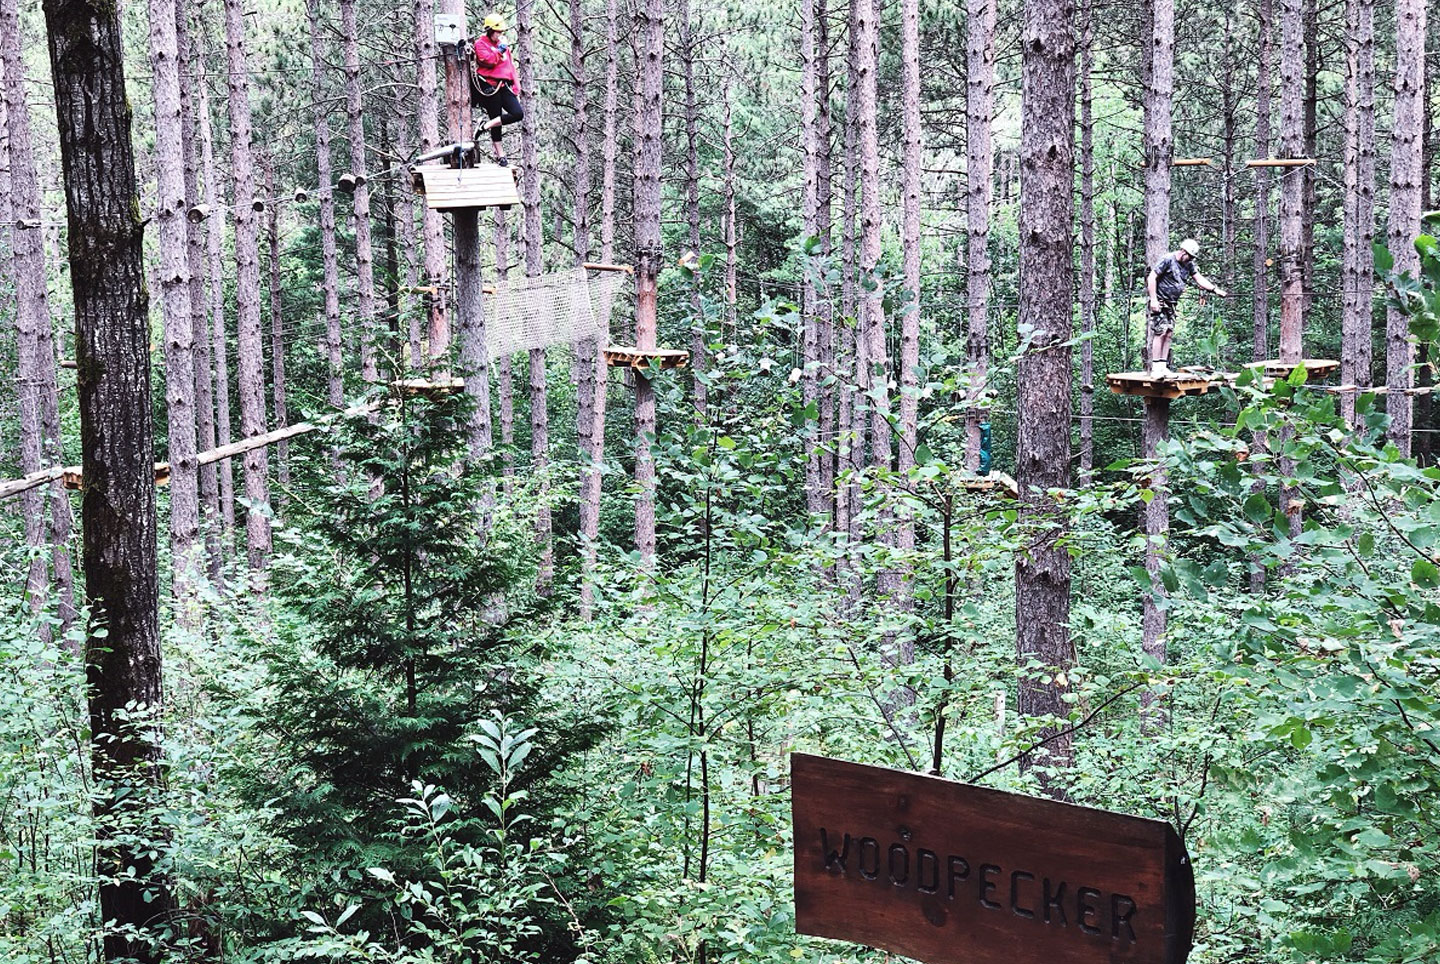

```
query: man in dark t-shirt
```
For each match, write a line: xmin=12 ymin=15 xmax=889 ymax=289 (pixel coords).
xmin=1147 ymin=238 xmax=1227 ymax=374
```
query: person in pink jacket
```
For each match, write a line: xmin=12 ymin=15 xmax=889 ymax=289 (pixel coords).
xmin=472 ymin=13 xmax=523 ymax=166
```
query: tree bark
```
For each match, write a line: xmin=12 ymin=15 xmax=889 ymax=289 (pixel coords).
xmin=414 ymin=0 xmax=450 ymax=361
xmin=43 ymin=0 xmax=177 ymax=953
xmin=801 ymin=0 xmax=822 ymax=518
xmin=1301 ymin=0 xmax=1318 ymax=315
xmin=4 ymin=0 xmax=73 ymax=623
xmin=1015 ymin=0 xmax=1077 ymax=789
xmin=196 ymin=47 xmax=235 ymax=538
xmin=176 ymin=0 xmax=221 ymax=580
xmin=1276 ymin=0 xmax=1305 ymax=364
xmin=146 ymin=0 xmax=201 ymax=607
xmin=964 ymin=0 xmax=995 ymax=473
xmin=1143 ymin=0 xmax=1173 ymax=268
xmin=342 ymin=0 xmax=378 ymax=383
xmin=722 ymin=98 xmax=738 ymax=344
xmin=569 ymin=0 xmax=591 ymax=265
xmin=1252 ymin=0 xmax=1273 ymax=362
xmin=1387 ymin=0 xmax=1426 ymax=455
xmin=894 ymin=0 xmax=922 ymax=595
xmin=600 ymin=0 xmax=620 ymax=262
xmin=814 ymin=0 xmax=835 ymax=524
xmin=1078 ymin=1 xmax=1096 ymax=482
xmin=308 ymin=0 xmax=345 ymax=409
xmin=264 ymin=154 xmax=290 ymax=492
xmin=1341 ymin=0 xmax=1376 ymax=427
xmin=222 ymin=0 xmax=272 ymax=570
xmin=632 ymin=0 xmax=663 ymax=563
xmin=681 ymin=0 xmax=707 ymax=417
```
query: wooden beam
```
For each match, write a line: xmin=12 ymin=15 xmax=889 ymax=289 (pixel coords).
xmin=1244 ymin=158 xmax=1316 ymax=168
xmin=583 ymin=262 xmax=634 ymax=274
xmin=1172 ymin=158 xmax=1213 ymax=167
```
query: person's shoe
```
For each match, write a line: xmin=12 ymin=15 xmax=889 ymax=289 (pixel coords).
xmin=495 ymin=156 xmax=509 ymax=167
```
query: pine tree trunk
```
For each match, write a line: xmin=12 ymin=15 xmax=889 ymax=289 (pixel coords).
xmin=196 ymin=55 xmax=235 ymax=537
xmin=1220 ymin=5 xmax=1237 ymax=285
xmin=600 ymin=0 xmax=620 ymax=262
xmin=414 ymin=0 xmax=450 ymax=360
xmin=3 ymin=0 xmax=68 ymax=618
xmin=515 ymin=0 xmax=552 ymax=593
xmin=1078 ymin=1 xmax=1096 ymax=481
xmin=894 ymin=0 xmax=921 ymax=593
xmin=681 ymin=0 xmax=706 ymax=417
xmin=42 ymin=0 xmax=177 ymax=953
xmin=801 ymin=0 xmax=822 ymax=517
xmin=569 ymin=0 xmax=591 ymax=264
xmin=964 ymin=0 xmax=995 ymax=473
xmin=146 ymin=0 xmax=202 ymax=605
xmin=632 ymin=0 xmax=663 ymax=563
xmin=264 ymin=154 xmax=290 ymax=490
xmin=342 ymin=0 xmax=378 ymax=383
xmin=1141 ymin=0 xmax=1174 ymax=689
xmin=1301 ymin=0 xmax=1318 ymax=315
xmin=1276 ymin=0 xmax=1305 ymax=364
xmin=814 ymin=0 xmax=835 ymax=524
xmin=176 ymin=0 xmax=221 ymax=579
xmin=495 ymin=219 xmax=516 ymax=484
xmin=1253 ymin=0 xmax=1273 ymax=361
xmin=1015 ymin=0 xmax=1077 ymax=788
xmin=391 ymin=98 xmax=422 ymax=367
xmin=1341 ymin=0 xmax=1376 ymax=427
xmin=1387 ymin=0 xmax=1426 ymax=455
xmin=1143 ymin=0 xmax=1173 ymax=269
xmin=222 ymin=0 xmax=272 ymax=571
xmin=308 ymin=0 xmax=344 ymax=409
xmin=723 ymin=99 xmax=738 ymax=344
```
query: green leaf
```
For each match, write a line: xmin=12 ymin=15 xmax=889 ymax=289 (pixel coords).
xmin=1411 ymin=558 xmax=1440 ymax=589
xmin=1374 ymin=242 xmax=1394 ymax=274
xmin=1243 ymin=492 xmax=1271 ymax=525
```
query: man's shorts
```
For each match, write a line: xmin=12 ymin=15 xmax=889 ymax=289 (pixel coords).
xmin=1149 ymin=302 xmax=1177 ymax=337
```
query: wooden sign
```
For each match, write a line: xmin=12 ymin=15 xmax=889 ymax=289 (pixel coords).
xmin=792 ymin=754 xmax=1194 ymax=964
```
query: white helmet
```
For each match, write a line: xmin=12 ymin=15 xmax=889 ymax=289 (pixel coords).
xmin=1179 ymin=238 xmax=1200 ymax=257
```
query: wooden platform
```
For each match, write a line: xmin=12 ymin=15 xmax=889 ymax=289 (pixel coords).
xmin=1107 ymin=368 xmax=1222 ymax=399
xmin=604 ymin=346 xmax=689 ymax=370
xmin=954 ymin=471 xmax=1018 ymax=499
xmin=412 ymin=165 xmax=520 ymax=211
xmin=389 ymin=376 xmax=465 ymax=397
xmin=1244 ymin=358 xmax=1340 ymax=379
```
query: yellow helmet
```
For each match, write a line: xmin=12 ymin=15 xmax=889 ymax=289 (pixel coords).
xmin=483 ymin=12 xmax=507 ymax=31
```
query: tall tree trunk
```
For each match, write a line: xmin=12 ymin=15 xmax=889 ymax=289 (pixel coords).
xmin=1219 ymin=4 xmax=1238 ymax=286
xmin=308 ymin=0 xmax=344 ymax=409
xmin=1301 ymin=0 xmax=1318 ymax=315
xmin=600 ymin=0 xmax=620 ymax=262
xmin=1252 ymin=0 xmax=1273 ymax=362
xmin=964 ymin=0 xmax=995 ymax=473
xmin=814 ymin=0 xmax=835 ymax=524
xmin=43 ymin=0 xmax=177 ymax=954
xmin=681 ymin=0 xmax=707 ymax=417
xmin=894 ymin=0 xmax=922 ymax=593
xmin=391 ymin=97 xmax=422 ymax=367
xmin=1276 ymin=0 xmax=1304 ymax=364
xmin=515 ymin=0 xmax=552 ymax=594
xmin=146 ymin=0 xmax=201 ymax=606
xmin=262 ymin=155 xmax=290 ymax=496
xmin=342 ymin=0 xmax=378 ymax=383
xmin=569 ymin=0 xmax=591 ymax=264
xmin=1140 ymin=0 xmax=1174 ymax=676
xmin=723 ymin=98 xmax=738 ymax=343
xmin=632 ymin=0 xmax=663 ymax=563
xmin=837 ymin=1 xmax=862 ymax=584
xmin=1078 ymin=0 xmax=1096 ymax=481
xmin=801 ymin=0 xmax=822 ymax=517
xmin=196 ymin=52 xmax=234 ymax=538
xmin=176 ymin=0 xmax=221 ymax=580
xmin=1143 ymin=0 xmax=1173 ymax=269
xmin=1341 ymin=0 xmax=1376 ymax=427
xmin=3 ymin=0 xmax=72 ymax=621
xmin=1015 ymin=0 xmax=1077 ymax=789
xmin=495 ymin=221 xmax=516 ymax=484
xmin=414 ymin=0 xmax=450 ymax=360
xmin=222 ymin=0 xmax=272 ymax=571
xmin=1387 ymin=0 xmax=1426 ymax=455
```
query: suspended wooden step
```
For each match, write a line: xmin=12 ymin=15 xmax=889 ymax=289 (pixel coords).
xmin=1244 ymin=358 xmax=1340 ymax=379
xmin=604 ymin=346 xmax=689 ymax=370
xmin=412 ymin=165 xmax=520 ymax=212
xmin=1245 ymin=158 xmax=1316 ymax=168
xmin=1172 ymin=158 xmax=1213 ymax=167
xmin=389 ymin=376 xmax=465 ymax=397
xmin=954 ymin=471 xmax=1018 ymax=499
xmin=1107 ymin=367 xmax=1221 ymax=400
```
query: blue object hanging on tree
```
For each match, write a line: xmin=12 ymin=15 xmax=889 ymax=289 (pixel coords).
xmin=979 ymin=421 xmax=992 ymax=476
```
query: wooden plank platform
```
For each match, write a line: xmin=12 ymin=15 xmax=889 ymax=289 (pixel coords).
xmin=604 ymin=346 xmax=689 ymax=370
xmin=388 ymin=376 xmax=465 ymax=397
xmin=1107 ymin=368 xmax=1221 ymax=399
xmin=412 ymin=165 xmax=520 ymax=211
xmin=955 ymin=471 xmax=1019 ymax=499
xmin=1244 ymin=358 xmax=1340 ymax=379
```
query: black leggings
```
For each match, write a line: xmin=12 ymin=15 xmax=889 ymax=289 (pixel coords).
xmin=477 ymin=85 xmax=523 ymax=144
